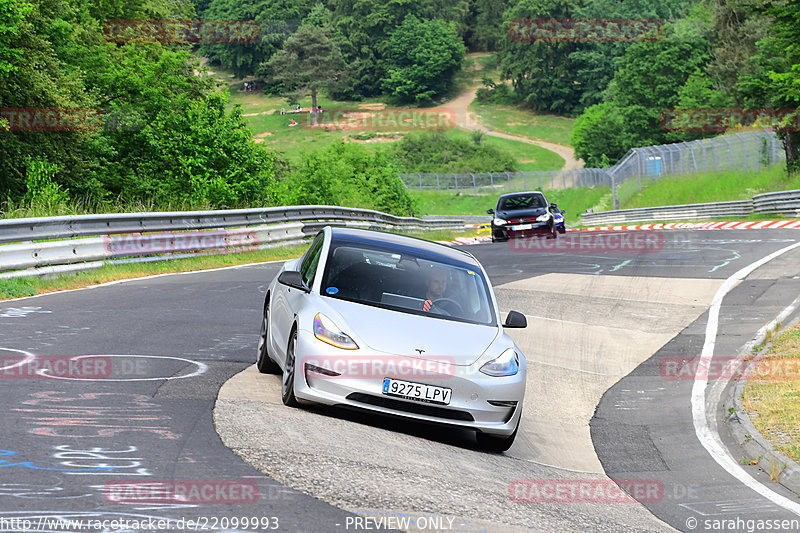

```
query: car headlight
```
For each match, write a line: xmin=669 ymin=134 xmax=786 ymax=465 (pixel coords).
xmin=314 ymin=313 xmax=358 ymax=350
xmin=493 ymin=218 xmax=507 ymax=226
xmin=535 ymin=213 xmax=550 ymax=222
xmin=480 ymin=348 xmax=519 ymax=377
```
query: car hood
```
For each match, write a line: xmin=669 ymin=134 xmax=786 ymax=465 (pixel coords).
xmin=496 ymin=207 xmax=548 ymax=220
xmin=324 ymin=298 xmax=499 ymax=366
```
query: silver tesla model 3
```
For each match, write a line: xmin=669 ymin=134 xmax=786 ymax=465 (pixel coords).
xmin=256 ymin=226 xmax=528 ymax=451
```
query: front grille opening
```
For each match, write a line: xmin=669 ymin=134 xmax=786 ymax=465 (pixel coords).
xmin=346 ymin=393 xmax=474 ymax=421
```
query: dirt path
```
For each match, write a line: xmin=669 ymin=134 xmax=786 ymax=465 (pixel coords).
xmin=444 ymin=63 xmax=583 ymax=188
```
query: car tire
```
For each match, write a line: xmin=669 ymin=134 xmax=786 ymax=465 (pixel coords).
xmin=476 ymin=425 xmax=518 ymax=453
xmin=547 ymin=223 xmax=557 ymax=239
xmin=256 ymin=297 xmax=280 ymax=374
xmin=558 ymin=227 xmax=566 ymax=234
xmin=281 ymin=328 xmax=301 ymax=407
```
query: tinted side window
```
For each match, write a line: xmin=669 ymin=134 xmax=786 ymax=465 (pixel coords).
xmin=300 ymin=234 xmax=324 ymax=286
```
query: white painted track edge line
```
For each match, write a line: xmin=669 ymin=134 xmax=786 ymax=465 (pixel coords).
xmin=691 ymin=240 xmax=800 ymax=516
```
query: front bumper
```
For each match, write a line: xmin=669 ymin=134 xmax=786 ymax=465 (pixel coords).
xmin=492 ymin=221 xmax=552 ymax=240
xmin=292 ymin=333 xmax=526 ymax=436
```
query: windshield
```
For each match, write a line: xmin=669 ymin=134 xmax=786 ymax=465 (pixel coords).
xmin=320 ymin=244 xmax=497 ymax=326
xmin=498 ymin=194 xmax=547 ymax=211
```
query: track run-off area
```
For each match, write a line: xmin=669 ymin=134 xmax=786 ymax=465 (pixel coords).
xmin=2 ymin=228 xmax=800 ymax=532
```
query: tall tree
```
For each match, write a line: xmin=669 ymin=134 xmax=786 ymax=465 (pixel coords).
xmin=261 ymin=23 xmax=347 ymax=124
xmin=498 ymin=0 xmax=582 ymax=115
xmin=199 ymin=0 xmax=309 ymax=79
xmin=383 ymin=14 xmax=465 ymax=103
xmin=741 ymin=0 xmax=800 ymax=173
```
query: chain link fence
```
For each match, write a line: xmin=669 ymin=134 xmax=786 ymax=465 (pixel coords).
xmin=399 ymin=131 xmax=786 ymax=209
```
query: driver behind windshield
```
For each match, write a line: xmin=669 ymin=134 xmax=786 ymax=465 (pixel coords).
xmin=423 ymin=267 xmax=449 ymax=311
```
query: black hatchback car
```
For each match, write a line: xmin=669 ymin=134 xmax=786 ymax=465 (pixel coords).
xmin=487 ymin=191 xmax=563 ymax=242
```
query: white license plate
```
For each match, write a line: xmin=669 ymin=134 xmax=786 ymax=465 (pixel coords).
xmin=511 ymin=224 xmax=532 ymax=231
xmin=382 ymin=378 xmax=452 ymax=405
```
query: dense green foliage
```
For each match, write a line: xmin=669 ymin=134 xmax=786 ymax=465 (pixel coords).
xmin=199 ymin=0 xmax=307 ymax=79
xmin=568 ymin=0 xmax=800 ymax=170
xmin=383 ymin=15 xmax=465 ymax=104
xmin=1 ymin=0 xmax=279 ymax=209
xmin=4 ymin=0 xmax=799 ymax=219
xmin=279 ymin=141 xmax=415 ymax=215
xmin=196 ymin=0 xmax=507 ymax=100
xmin=391 ymin=131 xmax=517 ymax=173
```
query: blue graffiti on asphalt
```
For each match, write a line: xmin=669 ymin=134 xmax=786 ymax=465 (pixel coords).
xmin=0 ymin=449 xmax=114 ymax=472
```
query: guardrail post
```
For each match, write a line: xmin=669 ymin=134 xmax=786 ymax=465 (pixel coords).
xmin=471 ymin=173 xmax=476 ymax=195
xmin=702 ymin=142 xmax=707 ymax=171
xmin=636 ymin=149 xmax=642 ymax=191
xmin=724 ymin=136 xmax=733 ymax=169
xmin=436 ymin=174 xmax=440 ymax=191
xmin=489 ymin=172 xmax=494 ymax=190
xmin=612 ymin=175 xmax=618 ymax=210
xmin=772 ymin=134 xmax=778 ymax=165
xmin=455 ymin=174 xmax=459 ymax=194
xmin=736 ymin=133 xmax=748 ymax=171
xmin=418 ymin=173 xmax=422 ymax=189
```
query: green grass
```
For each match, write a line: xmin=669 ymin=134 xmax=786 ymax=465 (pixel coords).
xmin=410 ymin=191 xmax=498 ymax=216
xmin=621 ymin=166 xmax=800 ymax=209
xmin=544 ymin=187 xmax=612 ymax=219
xmin=448 ymin=129 xmax=564 ymax=171
xmin=468 ymin=101 xmax=575 ymax=146
xmin=743 ymin=323 xmax=800 ymax=466
xmin=409 ymin=186 xmax=611 ymax=218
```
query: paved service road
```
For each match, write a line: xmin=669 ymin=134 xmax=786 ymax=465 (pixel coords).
xmin=1 ymin=229 xmax=800 ymax=532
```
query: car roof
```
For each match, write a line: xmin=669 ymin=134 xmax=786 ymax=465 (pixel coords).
xmin=498 ymin=191 xmax=547 ymax=200
xmin=328 ymin=227 xmax=481 ymax=268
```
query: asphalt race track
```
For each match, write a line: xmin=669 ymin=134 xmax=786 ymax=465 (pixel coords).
xmin=2 ymin=229 xmax=800 ymax=532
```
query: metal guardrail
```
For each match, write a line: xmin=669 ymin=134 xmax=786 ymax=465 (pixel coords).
xmin=580 ymin=189 xmax=800 ymax=225
xmin=0 ymin=205 xmax=464 ymax=245
xmin=752 ymin=189 xmax=800 ymax=215
xmin=0 ymin=207 xmax=469 ymax=279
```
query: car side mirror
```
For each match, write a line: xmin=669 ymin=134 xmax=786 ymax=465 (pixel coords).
xmin=486 ymin=208 xmax=494 ymax=215
xmin=278 ymin=271 xmax=310 ymax=293
xmin=504 ymin=310 xmax=527 ymax=328
xmin=560 ymin=210 xmax=567 ymax=215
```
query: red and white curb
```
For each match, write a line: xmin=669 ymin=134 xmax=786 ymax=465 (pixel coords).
xmin=570 ymin=220 xmax=800 ymax=232
xmin=436 ymin=220 xmax=800 ymax=246
xmin=435 ymin=236 xmax=492 ymax=246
